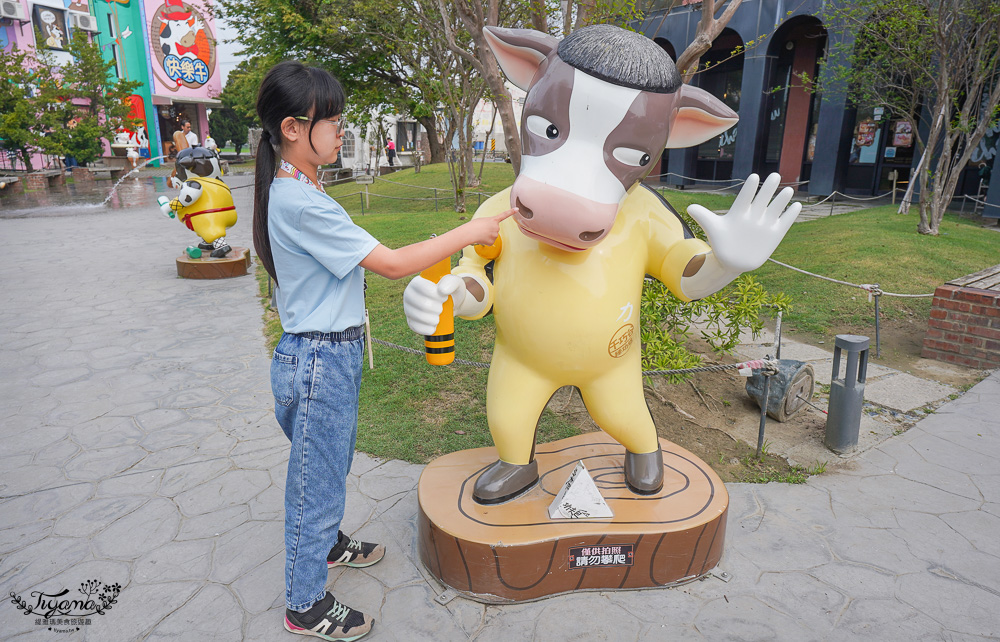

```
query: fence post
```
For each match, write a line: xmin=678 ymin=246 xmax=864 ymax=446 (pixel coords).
xmin=829 ymin=191 xmax=836 ymax=217
xmin=434 ymin=188 xmax=438 ymax=212
xmin=478 ymin=191 xmax=482 ymax=208
xmin=360 ymin=193 xmax=364 ymax=216
xmin=873 ymin=288 xmax=881 ymax=359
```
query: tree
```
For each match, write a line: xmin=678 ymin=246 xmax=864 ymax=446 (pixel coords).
xmin=209 ymin=106 xmax=251 ymax=155
xmin=0 ymin=47 xmax=38 ymax=171
xmin=214 ymin=73 xmax=257 ymax=155
xmin=825 ymin=0 xmax=1000 ymax=235
xmin=34 ymin=31 xmax=141 ymax=165
xmin=636 ymin=0 xmax=746 ymax=82
xmin=216 ymin=0 xmax=451 ymax=164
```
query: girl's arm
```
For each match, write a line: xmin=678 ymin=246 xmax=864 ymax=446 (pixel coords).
xmin=360 ymin=209 xmax=516 ymax=280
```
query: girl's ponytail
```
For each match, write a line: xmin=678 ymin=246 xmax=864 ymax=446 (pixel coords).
xmin=252 ymin=128 xmax=278 ymax=284
xmin=253 ymin=61 xmax=345 ymax=287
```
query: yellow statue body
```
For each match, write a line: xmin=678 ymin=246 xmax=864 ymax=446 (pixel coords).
xmin=169 ymin=176 xmax=236 ymax=245
xmin=455 ymin=186 xmax=709 ymax=465
xmin=157 ymin=147 xmax=238 ymax=259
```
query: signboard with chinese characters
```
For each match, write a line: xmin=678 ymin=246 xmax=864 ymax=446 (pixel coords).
xmin=568 ymin=544 xmax=634 ymax=569
xmin=145 ymin=0 xmax=220 ymax=98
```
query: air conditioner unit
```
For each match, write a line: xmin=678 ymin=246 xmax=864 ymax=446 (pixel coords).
xmin=70 ymin=12 xmax=99 ymax=32
xmin=0 ymin=0 xmax=28 ymax=21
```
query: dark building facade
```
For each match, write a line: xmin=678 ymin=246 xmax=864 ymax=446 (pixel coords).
xmin=638 ymin=0 xmax=1000 ymax=219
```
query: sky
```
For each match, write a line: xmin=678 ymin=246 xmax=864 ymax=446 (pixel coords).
xmin=213 ymin=13 xmax=243 ymax=87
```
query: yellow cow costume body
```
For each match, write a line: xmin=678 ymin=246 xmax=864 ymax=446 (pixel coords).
xmin=169 ymin=176 xmax=237 ymax=246
xmin=404 ymin=25 xmax=801 ymax=504
xmin=455 ymin=185 xmax=709 ymax=463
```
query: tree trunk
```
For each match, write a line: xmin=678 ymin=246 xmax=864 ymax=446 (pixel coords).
xmin=674 ymin=0 xmax=745 ymax=83
xmin=477 ymin=104 xmax=497 ymax=183
xmin=446 ymin=0 xmax=523 ymax=175
xmin=417 ymin=114 xmax=445 ymax=164
xmin=479 ymin=50 xmax=521 ymax=175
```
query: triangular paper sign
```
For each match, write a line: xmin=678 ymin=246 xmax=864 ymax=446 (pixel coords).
xmin=547 ymin=461 xmax=614 ymax=519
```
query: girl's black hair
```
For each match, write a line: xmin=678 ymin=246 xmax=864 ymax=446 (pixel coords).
xmin=253 ymin=60 xmax=345 ymax=284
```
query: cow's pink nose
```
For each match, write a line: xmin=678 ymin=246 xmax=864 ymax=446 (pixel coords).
xmin=515 ymin=197 xmax=533 ymax=219
xmin=579 ymin=230 xmax=604 ymax=241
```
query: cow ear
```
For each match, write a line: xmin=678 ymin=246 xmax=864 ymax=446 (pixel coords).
xmin=483 ymin=27 xmax=559 ymax=91
xmin=664 ymin=84 xmax=739 ymax=149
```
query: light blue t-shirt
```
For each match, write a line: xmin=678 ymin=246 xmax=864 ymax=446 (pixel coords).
xmin=268 ymin=178 xmax=380 ymax=333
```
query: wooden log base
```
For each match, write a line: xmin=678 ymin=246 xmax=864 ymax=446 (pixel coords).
xmin=176 ymin=246 xmax=251 ymax=279
xmin=417 ymin=433 xmax=728 ymax=603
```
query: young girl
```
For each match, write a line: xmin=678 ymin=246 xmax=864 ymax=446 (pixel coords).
xmin=253 ymin=61 xmax=513 ymax=641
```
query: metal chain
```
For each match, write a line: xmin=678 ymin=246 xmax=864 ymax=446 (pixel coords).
xmin=767 ymin=258 xmax=934 ymax=298
xmin=371 ymin=337 xmax=777 ymax=376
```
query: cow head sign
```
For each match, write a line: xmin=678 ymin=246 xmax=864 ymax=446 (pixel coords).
xmin=484 ymin=25 xmax=738 ymax=252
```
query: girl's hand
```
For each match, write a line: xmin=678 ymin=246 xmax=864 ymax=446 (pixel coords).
xmin=466 ymin=208 xmax=517 ymax=246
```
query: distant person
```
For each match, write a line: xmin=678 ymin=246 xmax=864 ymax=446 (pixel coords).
xmin=252 ymin=60 xmax=514 ymax=641
xmin=181 ymin=119 xmax=199 ymax=147
xmin=385 ymin=136 xmax=395 ymax=166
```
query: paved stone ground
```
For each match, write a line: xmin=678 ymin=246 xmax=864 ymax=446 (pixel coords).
xmin=2 ymin=181 xmax=999 ymax=640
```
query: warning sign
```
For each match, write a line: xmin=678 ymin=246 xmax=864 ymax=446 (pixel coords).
xmin=569 ymin=544 xmax=634 ymax=569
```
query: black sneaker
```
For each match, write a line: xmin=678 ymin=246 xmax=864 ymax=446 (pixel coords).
xmin=284 ymin=592 xmax=373 ymax=641
xmin=327 ymin=531 xmax=385 ymax=569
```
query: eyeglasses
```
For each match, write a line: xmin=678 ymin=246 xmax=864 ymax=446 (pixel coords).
xmin=293 ymin=116 xmax=345 ymax=135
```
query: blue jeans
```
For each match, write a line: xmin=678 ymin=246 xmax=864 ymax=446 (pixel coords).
xmin=271 ymin=328 xmax=364 ymax=611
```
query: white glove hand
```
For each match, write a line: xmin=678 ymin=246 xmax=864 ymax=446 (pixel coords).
xmin=686 ymin=173 xmax=801 ymax=274
xmin=169 ymin=176 xmax=184 ymax=190
xmin=156 ymin=195 xmax=175 ymax=219
xmin=403 ymin=274 xmax=468 ymax=335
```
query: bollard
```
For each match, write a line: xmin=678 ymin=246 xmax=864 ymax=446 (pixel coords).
xmin=824 ymin=334 xmax=870 ymax=453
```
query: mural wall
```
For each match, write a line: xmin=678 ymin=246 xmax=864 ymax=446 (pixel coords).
xmin=143 ymin=0 xmax=219 ymax=99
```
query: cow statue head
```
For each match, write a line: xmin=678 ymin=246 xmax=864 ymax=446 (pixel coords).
xmin=484 ymin=25 xmax=738 ymax=252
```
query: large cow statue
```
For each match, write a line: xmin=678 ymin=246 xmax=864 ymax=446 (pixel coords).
xmin=404 ymin=25 xmax=800 ymax=505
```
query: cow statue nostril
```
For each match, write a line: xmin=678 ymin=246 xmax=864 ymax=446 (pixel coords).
xmin=515 ymin=197 xmax=533 ymax=219
xmin=579 ymin=230 xmax=605 ymax=242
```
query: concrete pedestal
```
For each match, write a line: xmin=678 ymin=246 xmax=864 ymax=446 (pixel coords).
xmin=176 ymin=246 xmax=251 ymax=279
xmin=417 ymin=433 xmax=728 ymax=603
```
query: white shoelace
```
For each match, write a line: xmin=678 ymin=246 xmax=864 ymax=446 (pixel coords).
xmin=327 ymin=600 xmax=351 ymax=622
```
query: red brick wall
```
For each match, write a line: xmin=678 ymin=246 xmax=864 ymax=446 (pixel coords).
xmin=25 ymin=174 xmax=49 ymax=190
xmin=922 ymin=284 xmax=1000 ymax=368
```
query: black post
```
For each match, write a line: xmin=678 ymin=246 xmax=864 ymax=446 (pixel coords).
xmin=434 ymin=188 xmax=438 ymax=212
xmin=360 ymin=193 xmax=364 ymax=216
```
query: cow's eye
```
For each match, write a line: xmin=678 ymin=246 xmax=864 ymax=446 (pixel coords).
xmin=526 ymin=115 xmax=559 ymax=140
xmin=613 ymin=147 xmax=651 ymax=167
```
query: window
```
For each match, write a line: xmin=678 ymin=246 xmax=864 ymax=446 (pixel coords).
xmin=107 ymin=14 xmax=123 ymax=79
xmin=395 ymin=122 xmax=419 ymax=152
xmin=695 ymin=66 xmax=741 ymax=160
xmin=341 ymin=130 xmax=355 ymax=160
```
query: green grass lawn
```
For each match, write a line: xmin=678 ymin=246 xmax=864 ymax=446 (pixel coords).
xmin=753 ymin=206 xmax=999 ymax=339
xmin=255 ymin=163 xmax=998 ymax=463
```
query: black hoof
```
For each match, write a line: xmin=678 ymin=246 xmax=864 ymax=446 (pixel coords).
xmin=198 ymin=242 xmax=215 ymax=251
xmin=210 ymin=245 xmax=232 ymax=258
xmin=473 ymin=459 xmax=539 ymax=505
xmin=624 ymin=448 xmax=664 ymax=495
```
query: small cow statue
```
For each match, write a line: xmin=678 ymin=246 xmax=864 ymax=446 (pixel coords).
xmin=157 ymin=147 xmax=237 ymax=258
xmin=404 ymin=25 xmax=800 ymax=504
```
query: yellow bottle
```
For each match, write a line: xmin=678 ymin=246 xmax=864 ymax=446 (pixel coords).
xmin=420 ymin=257 xmax=455 ymax=365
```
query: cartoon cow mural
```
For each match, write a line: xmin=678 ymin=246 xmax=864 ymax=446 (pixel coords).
xmin=158 ymin=0 xmax=205 ymax=60
xmin=404 ymin=25 xmax=801 ymax=505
